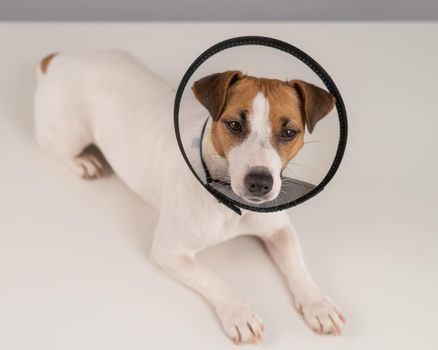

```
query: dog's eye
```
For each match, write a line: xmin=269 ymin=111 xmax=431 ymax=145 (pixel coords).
xmin=281 ymin=129 xmax=297 ymax=140
xmin=226 ymin=120 xmax=242 ymax=133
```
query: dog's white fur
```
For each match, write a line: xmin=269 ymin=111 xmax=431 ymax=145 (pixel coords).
xmin=227 ymin=92 xmax=282 ymax=202
xmin=34 ymin=50 xmax=344 ymax=343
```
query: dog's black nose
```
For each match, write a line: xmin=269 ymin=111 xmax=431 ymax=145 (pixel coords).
xmin=245 ymin=168 xmax=273 ymax=196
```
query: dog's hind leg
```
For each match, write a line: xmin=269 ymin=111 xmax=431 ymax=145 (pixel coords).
xmin=34 ymin=54 xmax=112 ymax=181
xmin=69 ymin=144 xmax=112 ymax=180
xmin=34 ymin=100 xmax=113 ymax=181
xmin=36 ymin=122 xmax=112 ymax=181
xmin=34 ymin=106 xmax=112 ymax=181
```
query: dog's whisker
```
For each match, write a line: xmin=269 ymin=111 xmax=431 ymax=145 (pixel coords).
xmin=303 ymin=137 xmax=335 ymax=145
xmin=288 ymin=162 xmax=318 ymax=171
xmin=202 ymin=155 xmax=226 ymax=161
xmin=285 ymin=167 xmax=299 ymax=180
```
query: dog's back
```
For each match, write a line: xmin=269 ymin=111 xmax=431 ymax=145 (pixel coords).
xmin=34 ymin=50 xmax=176 ymax=204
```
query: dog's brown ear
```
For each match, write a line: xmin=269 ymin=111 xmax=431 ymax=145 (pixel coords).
xmin=192 ymin=71 xmax=243 ymax=120
xmin=288 ymin=80 xmax=336 ymax=133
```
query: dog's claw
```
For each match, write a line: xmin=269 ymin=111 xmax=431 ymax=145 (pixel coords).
xmin=217 ymin=299 xmax=264 ymax=345
xmin=298 ymin=304 xmax=304 ymax=316
xmin=339 ymin=312 xmax=346 ymax=323
xmin=295 ymin=291 xmax=345 ymax=335
xmin=233 ymin=335 xmax=239 ymax=345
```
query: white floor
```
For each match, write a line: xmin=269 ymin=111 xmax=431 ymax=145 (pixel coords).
xmin=0 ymin=22 xmax=437 ymax=350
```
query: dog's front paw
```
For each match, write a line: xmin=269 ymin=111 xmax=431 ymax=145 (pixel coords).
xmin=294 ymin=290 xmax=346 ymax=335
xmin=215 ymin=298 xmax=264 ymax=345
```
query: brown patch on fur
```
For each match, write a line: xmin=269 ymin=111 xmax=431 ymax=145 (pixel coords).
xmin=261 ymin=80 xmax=305 ymax=168
xmin=210 ymin=76 xmax=306 ymax=166
xmin=40 ymin=53 xmax=58 ymax=74
xmin=210 ymin=76 xmax=256 ymax=157
xmin=288 ymin=80 xmax=336 ymax=133
xmin=191 ymin=71 xmax=243 ymax=120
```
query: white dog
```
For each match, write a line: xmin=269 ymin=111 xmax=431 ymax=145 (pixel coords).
xmin=34 ymin=50 xmax=345 ymax=344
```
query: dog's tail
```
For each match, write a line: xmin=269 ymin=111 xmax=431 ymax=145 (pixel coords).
xmin=36 ymin=53 xmax=58 ymax=81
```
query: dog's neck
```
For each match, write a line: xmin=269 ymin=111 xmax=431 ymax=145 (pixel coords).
xmin=201 ymin=118 xmax=229 ymax=182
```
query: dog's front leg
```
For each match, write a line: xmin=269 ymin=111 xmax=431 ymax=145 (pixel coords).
xmin=151 ymin=241 xmax=264 ymax=344
xmin=262 ymin=225 xmax=345 ymax=335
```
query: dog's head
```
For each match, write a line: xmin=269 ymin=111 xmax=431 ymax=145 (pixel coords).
xmin=192 ymin=71 xmax=335 ymax=204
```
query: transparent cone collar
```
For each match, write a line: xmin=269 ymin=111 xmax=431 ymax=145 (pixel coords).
xmin=174 ymin=37 xmax=347 ymax=214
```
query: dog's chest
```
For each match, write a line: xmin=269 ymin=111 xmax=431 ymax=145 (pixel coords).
xmin=191 ymin=209 xmax=289 ymax=251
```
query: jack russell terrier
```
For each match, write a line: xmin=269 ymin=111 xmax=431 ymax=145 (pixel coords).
xmin=34 ymin=49 xmax=345 ymax=344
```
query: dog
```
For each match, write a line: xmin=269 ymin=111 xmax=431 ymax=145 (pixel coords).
xmin=34 ymin=49 xmax=345 ymax=344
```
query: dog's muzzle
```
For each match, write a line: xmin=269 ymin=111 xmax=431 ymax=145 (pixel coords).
xmin=244 ymin=167 xmax=273 ymax=197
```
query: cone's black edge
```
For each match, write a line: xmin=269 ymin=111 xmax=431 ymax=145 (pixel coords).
xmin=173 ymin=36 xmax=348 ymax=214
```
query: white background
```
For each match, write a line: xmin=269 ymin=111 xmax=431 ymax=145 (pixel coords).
xmin=0 ymin=23 xmax=437 ymax=349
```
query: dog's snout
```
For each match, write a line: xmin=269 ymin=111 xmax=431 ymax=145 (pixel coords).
xmin=244 ymin=167 xmax=273 ymax=196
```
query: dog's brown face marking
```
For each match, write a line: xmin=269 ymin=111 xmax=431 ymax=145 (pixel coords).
xmin=257 ymin=79 xmax=306 ymax=169
xmin=210 ymin=77 xmax=306 ymax=169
